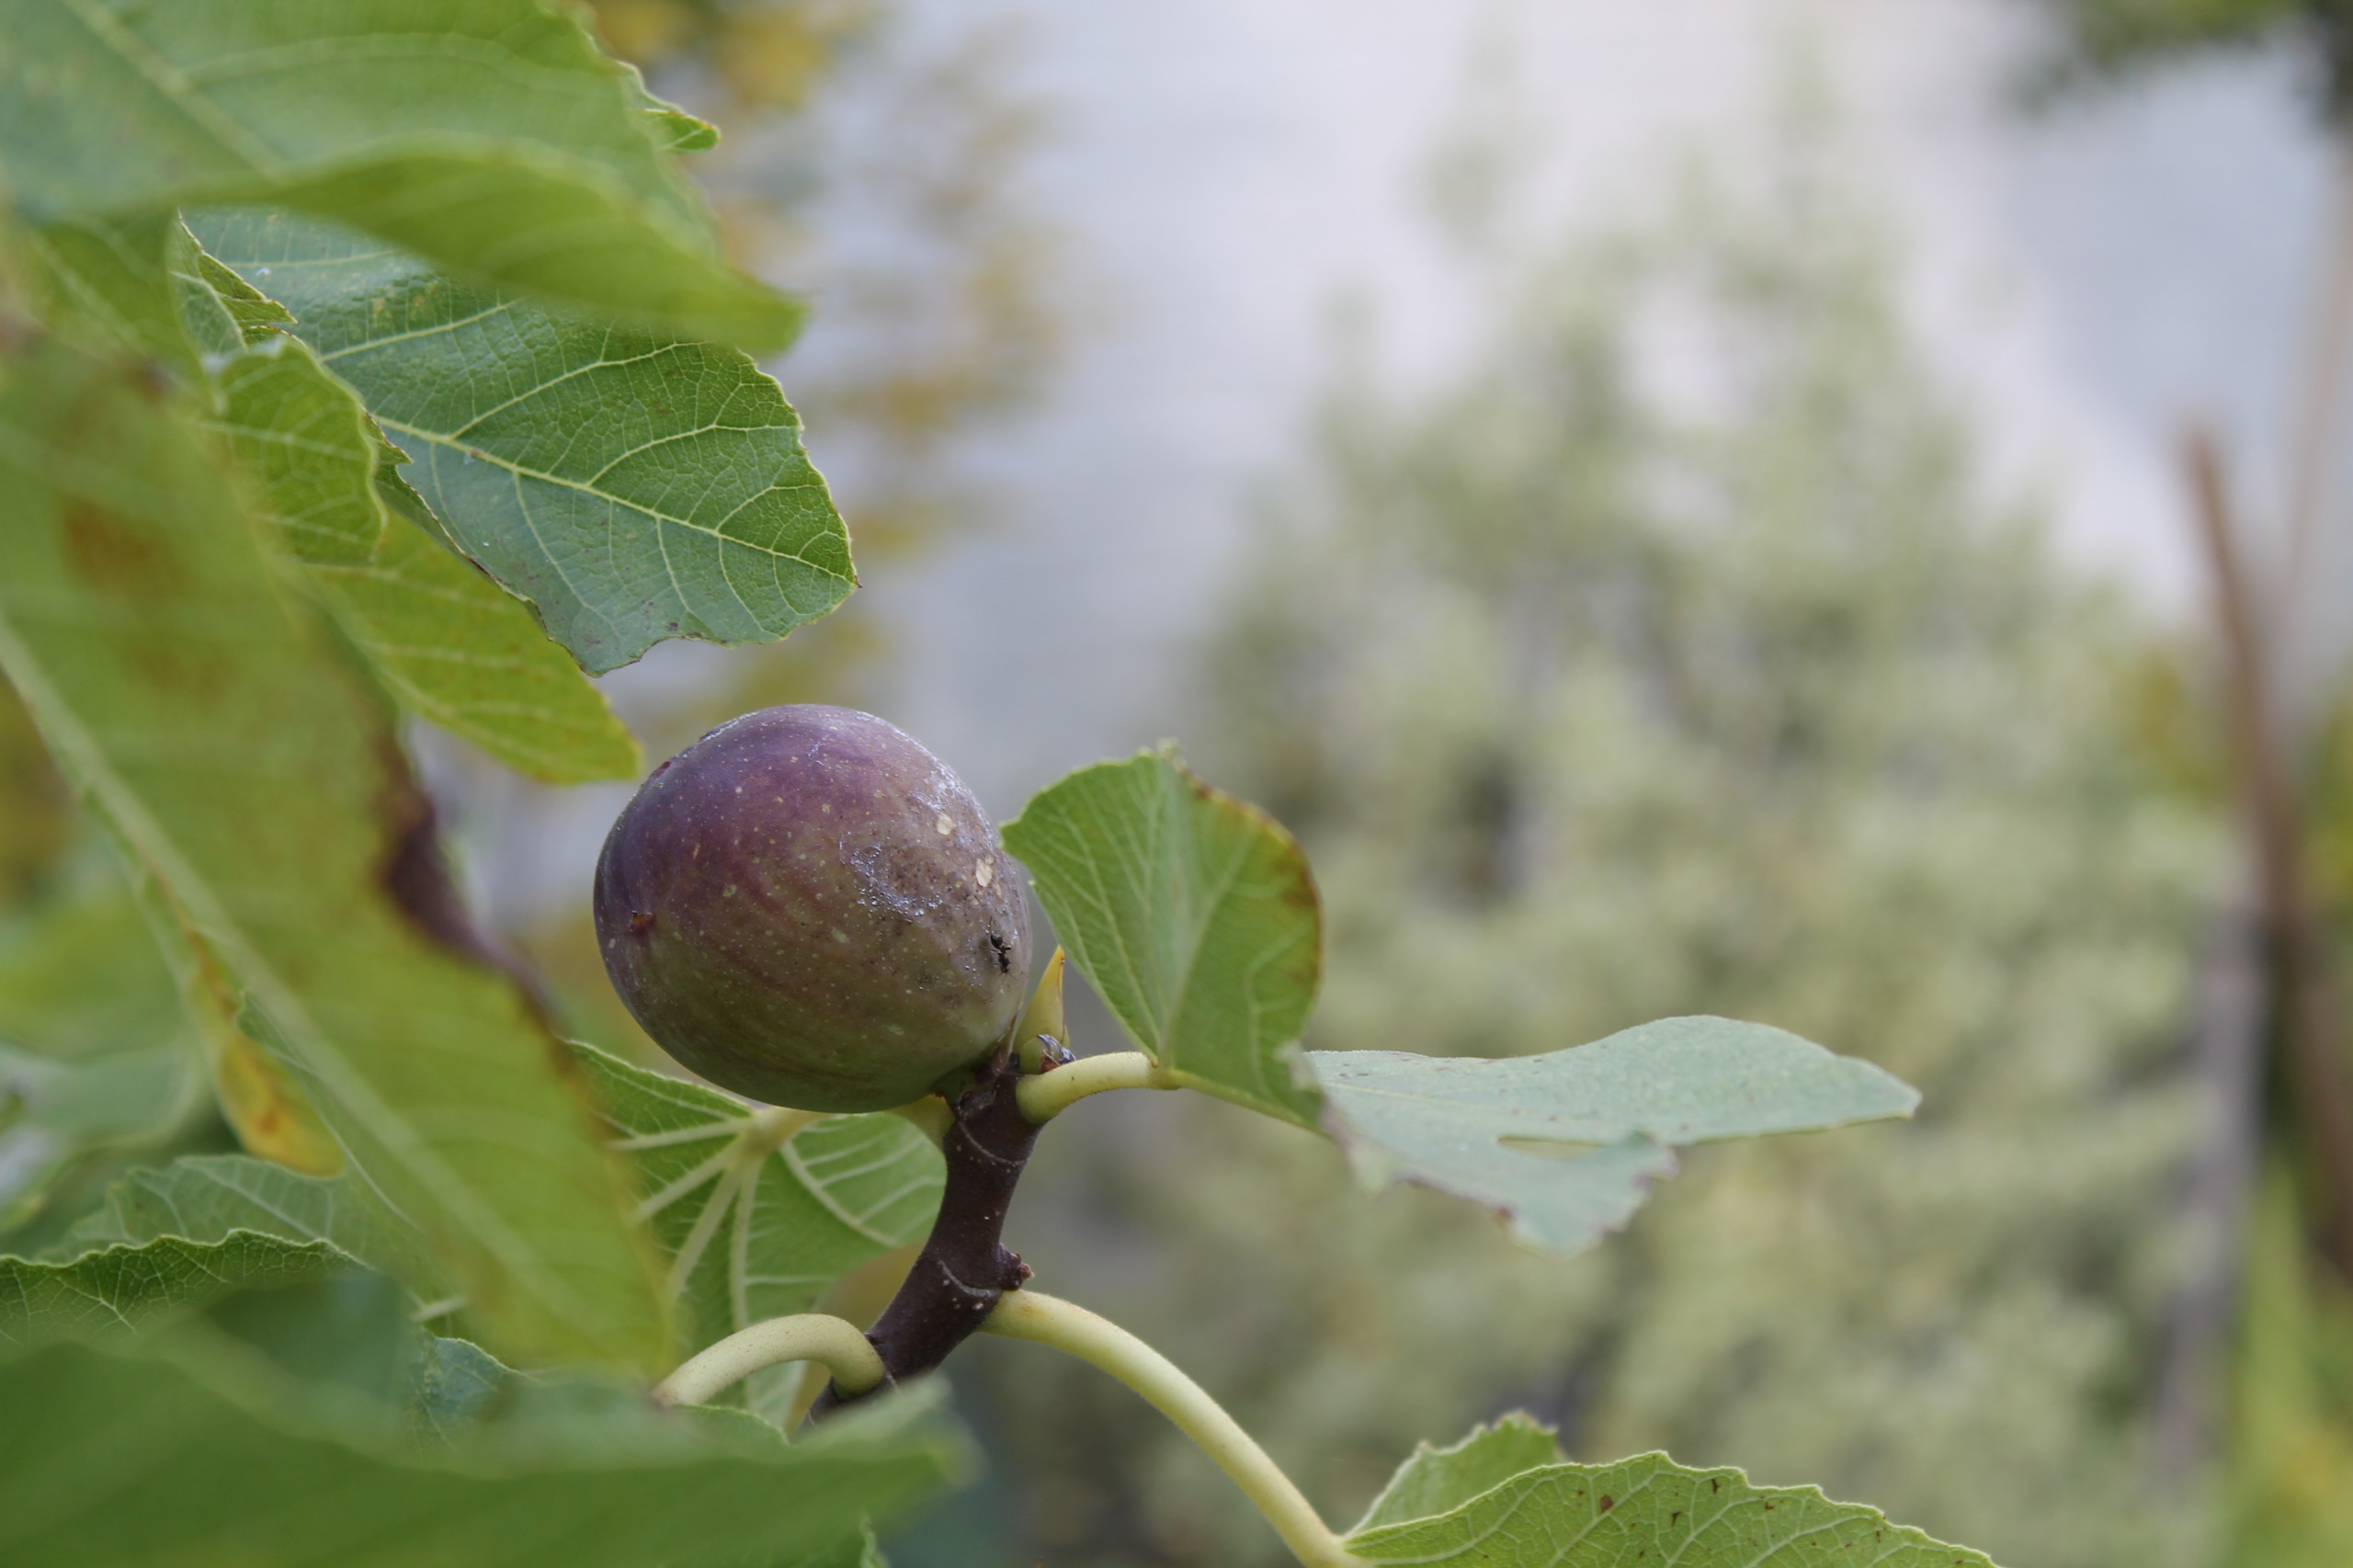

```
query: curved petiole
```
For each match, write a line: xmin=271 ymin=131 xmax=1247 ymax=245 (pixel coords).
xmin=652 ymin=1312 xmax=886 ymax=1409
xmin=1014 ymin=1051 xmax=1179 ymax=1123
xmin=981 ymin=1290 xmax=1367 ymax=1568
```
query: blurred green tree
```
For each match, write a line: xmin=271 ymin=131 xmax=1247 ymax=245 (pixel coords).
xmin=956 ymin=129 xmax=2222 ymax=1568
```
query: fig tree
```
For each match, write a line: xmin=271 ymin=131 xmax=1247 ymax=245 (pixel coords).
xmin=595 ymin=705 xmax=1031 ymax=1112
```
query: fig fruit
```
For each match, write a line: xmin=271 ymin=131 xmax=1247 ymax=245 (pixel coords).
xmin=594 ymin=705 xmax=1030 ymax=1112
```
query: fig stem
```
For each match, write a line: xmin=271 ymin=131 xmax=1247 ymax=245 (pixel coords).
xmin=981 ymin=1290 xmax=1368 ymax=1568
xmin=652 ymin=1312 xmax=884 ymax=1408
xmin=886 ymin=1096 xmax=953 ymax=1146
xmin=810 ymin=1050 xmax=1040 ymax=1416
xmin=1015 ymin=1050 xmax=1178 ymax=1123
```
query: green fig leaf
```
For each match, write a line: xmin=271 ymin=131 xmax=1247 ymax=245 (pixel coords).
xmin=1003 ymin=746 xmax=1324 ymax=1128
xmin=1353 ymin=1414 xmax=1566 ymax=1534
xmin=170 ymin=235 xmax=643 ymax=781
xmin=0 ymin=1335 xmax=962 ymax=1568
xmin=1 ymin=0 xmax=798 ymax=348
xmin=1347 ymin=1441 xmax=1998 ymax=1567
xmin=573 ymin=1040 xmax=943 ymax=1356
xmin=1309 ymin=1017 xmax=1920 ymax=1254
xmin=0 ymin=1232 xmax=350 ymax=1346
xmin=52 ymin=1153 xmax=441 ymax=1290
xmin=0 ymin=333 xmax=666 ymax=1370
xmin=24 ymin=213 xmax=641 ymax=782
xmin=192 ymin=210 xmax=855 ymax=675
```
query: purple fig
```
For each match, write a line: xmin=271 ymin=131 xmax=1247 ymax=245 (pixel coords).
xmin=595 ymin=705 xmax=1030 ymax=1112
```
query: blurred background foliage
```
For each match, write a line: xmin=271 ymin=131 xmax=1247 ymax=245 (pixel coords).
xmin=2028 ymin=0 xmax=2353 ymax=118
xmin=930 ymin=119 xmax=2228 ymax=1568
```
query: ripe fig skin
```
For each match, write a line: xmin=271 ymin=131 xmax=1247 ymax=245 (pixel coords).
xmin=594 ymin=705 xmax=1030 ymax=1113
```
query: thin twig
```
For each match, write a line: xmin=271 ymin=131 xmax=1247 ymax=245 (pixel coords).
xmin=2184 ymin=424 xmax=2353 ymax=1278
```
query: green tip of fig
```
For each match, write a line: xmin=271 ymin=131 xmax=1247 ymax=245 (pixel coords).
xmin=594 ymin=705 xmax=1031 ymax=1113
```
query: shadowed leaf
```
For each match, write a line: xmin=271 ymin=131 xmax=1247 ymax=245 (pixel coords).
xmin=0 ymin=1042 xmax=198 ymax=1231
xmin=52 ymin=1154 xmax=440 ymax=1289
xmin=0 ymin=1232 xmax=351 ymax=1346
xmin=0 ymin=334 xmax=665 ymax=1369
xmin=574 ymin=1040 xmax=942 ymax=1362
xmin=0 ymin=1335 xmax=961 ymax=1567
xmin=0 ymin=0 xmax=799 ymax=347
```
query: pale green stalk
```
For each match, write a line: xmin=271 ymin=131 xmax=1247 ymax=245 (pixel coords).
xmin=1014 ymin=1051 xmax=1177 ymax=1122
xmin=651 ymin=1313 xmax=884 ymax=1408
xmin=982 ymin=1290 xmax=1367 ymax=1568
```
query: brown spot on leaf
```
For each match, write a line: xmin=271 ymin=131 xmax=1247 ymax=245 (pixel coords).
xmin=62 ymin=499 xmax=188 ymax=601
xmin=1597 ymin=1494 xmax=1614 ymax=1514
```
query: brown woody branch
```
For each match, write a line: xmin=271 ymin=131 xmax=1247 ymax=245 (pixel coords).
xmin=2183 ymin=424 xmax=2353 ymax=1280
xmin=809 ymin=1048 xmax=1040 ymax=1415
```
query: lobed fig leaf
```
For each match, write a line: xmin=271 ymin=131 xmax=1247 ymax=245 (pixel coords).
xmin=596 ymin=707 xmax=1031 ymax=1113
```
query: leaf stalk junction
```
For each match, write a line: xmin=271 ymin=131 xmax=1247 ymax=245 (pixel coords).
xmin=1013 ymin=1049 xmax=1177 ymax=1121
xmin=657 ymin=1045 xmax=1360 ymax=1565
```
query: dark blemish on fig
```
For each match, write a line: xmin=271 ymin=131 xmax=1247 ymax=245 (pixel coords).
xmin=630 ymin=910 xmax=656 ymax=937
xmin=987 ymin=930 xmax=1011 ymax=972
